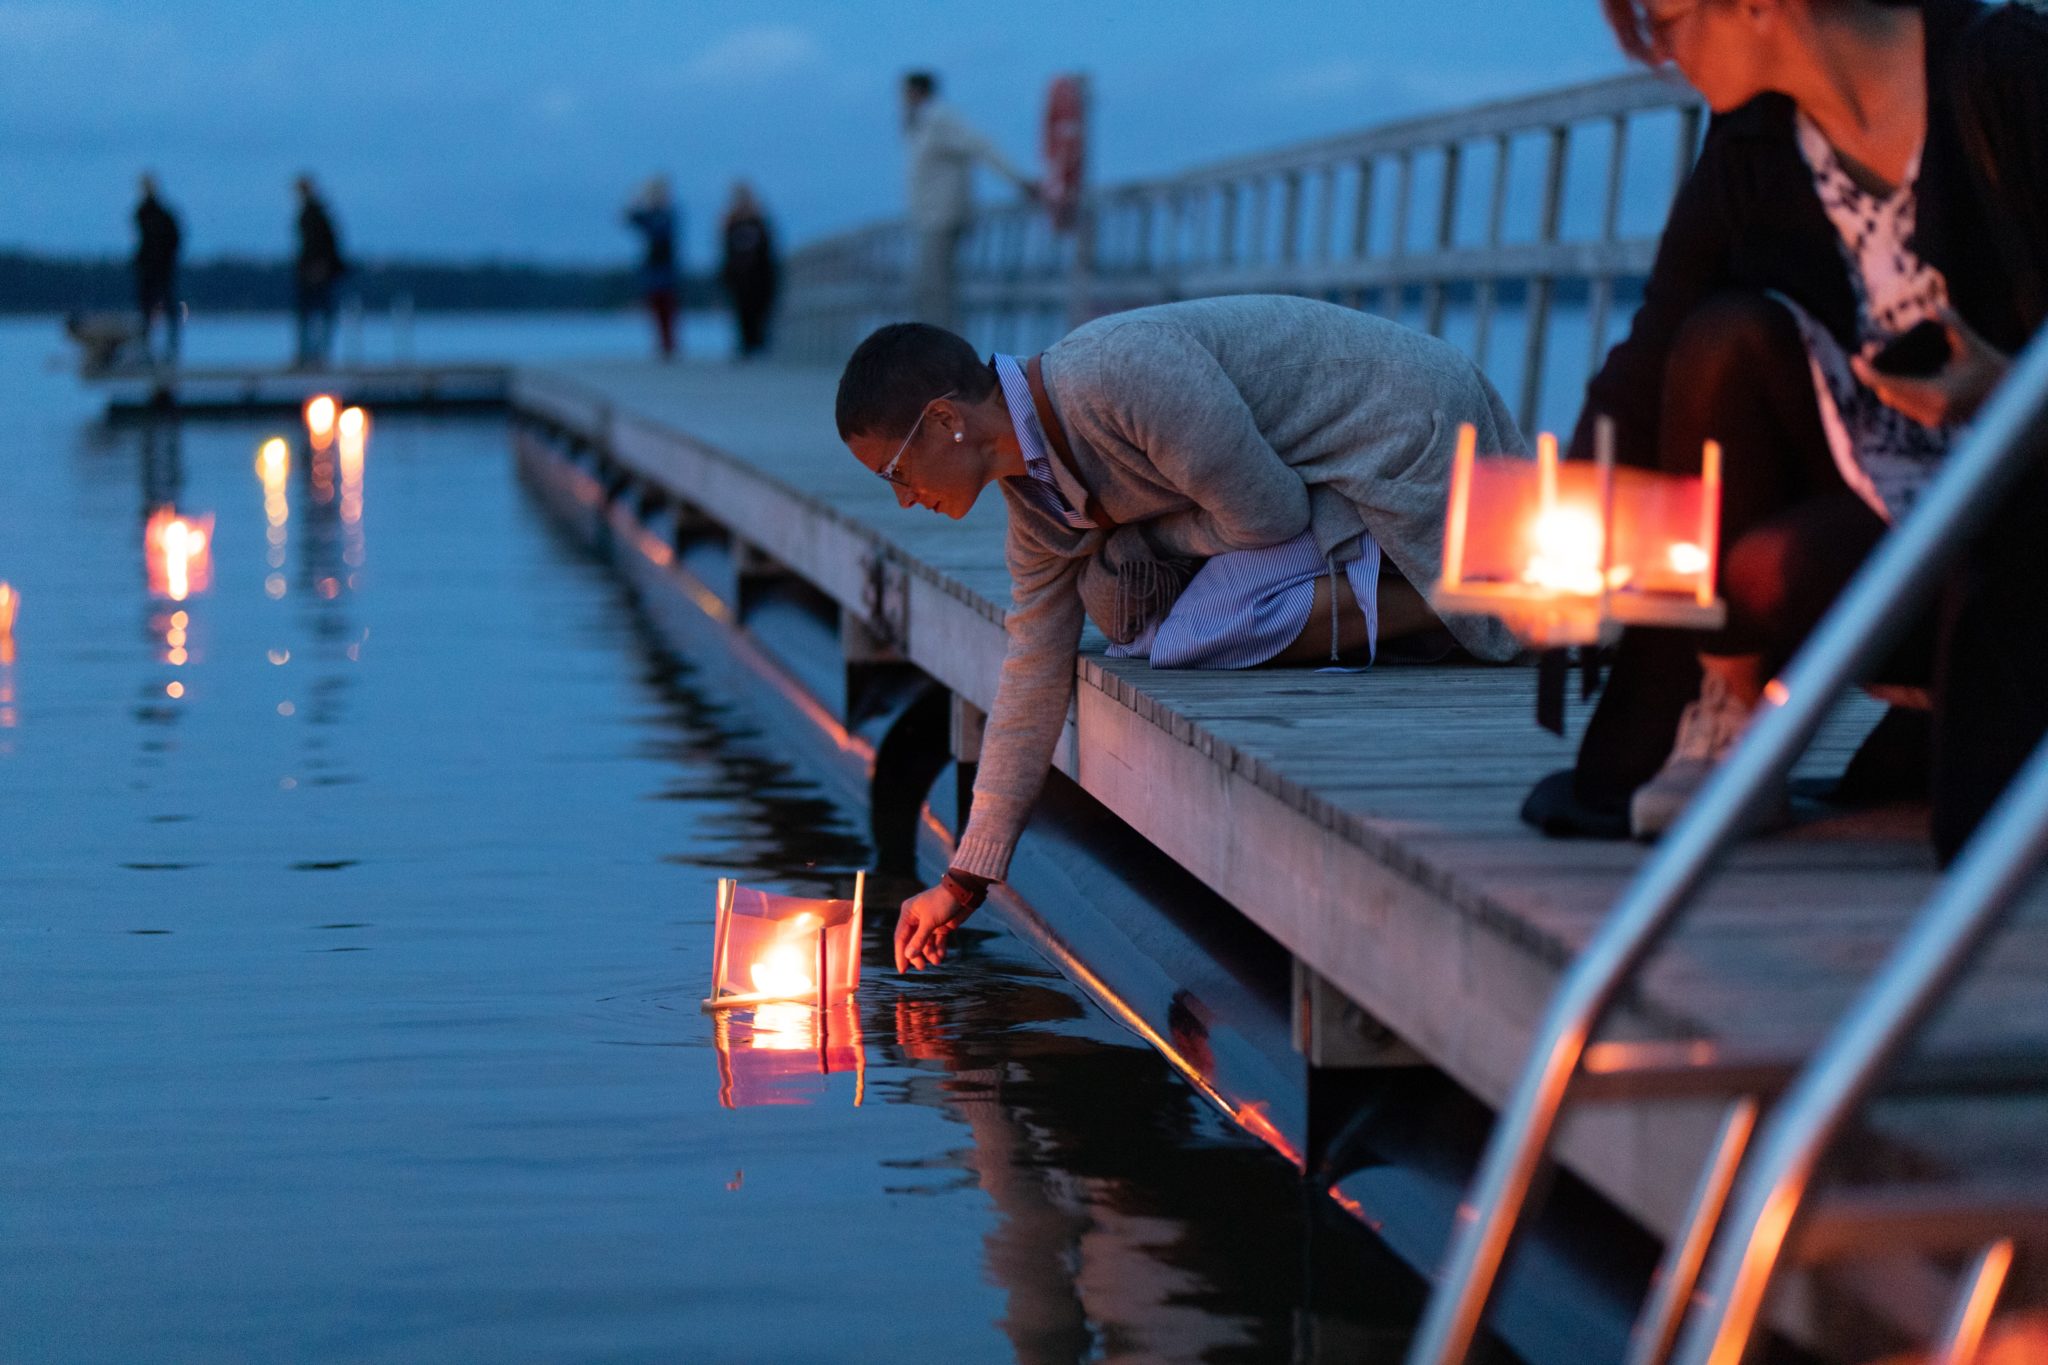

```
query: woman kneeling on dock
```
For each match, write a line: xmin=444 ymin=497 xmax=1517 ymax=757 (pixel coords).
xmin=834 ymin=294 xmax=1523 ymax=971
xmin=1522 ymin=0 xmax=2048 ymax=857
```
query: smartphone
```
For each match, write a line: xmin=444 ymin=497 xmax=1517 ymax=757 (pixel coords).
xmin=1868 ymin=319 xmax=1952 ymax=378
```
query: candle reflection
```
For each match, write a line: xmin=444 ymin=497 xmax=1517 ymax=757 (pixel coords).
xmin=713 ymin=996 xmax=865 ymax=1108
xmin=0 ymin=585 xmax=16 ymax=728
xmin=145 ymin=508 xmax=214 ymax=602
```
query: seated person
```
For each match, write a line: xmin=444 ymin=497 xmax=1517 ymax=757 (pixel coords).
xmin=1524 ymin=0 xmax=2047 ymax=858
xmin=834 ymin=294 xmax=1524 ymax=971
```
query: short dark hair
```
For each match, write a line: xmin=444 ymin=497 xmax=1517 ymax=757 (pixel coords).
xmin=835 ymin=323 xmax=993 ymax=442
xmin=904 ymin=70 xmax=937 ymax=98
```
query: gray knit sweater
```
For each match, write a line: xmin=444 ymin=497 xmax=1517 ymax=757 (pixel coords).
xmin=952 ymin=295 xmax=1525 ymax=881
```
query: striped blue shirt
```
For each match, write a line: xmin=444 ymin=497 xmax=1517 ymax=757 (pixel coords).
xmin=993 ymin=353 xmax=1095 ymax=530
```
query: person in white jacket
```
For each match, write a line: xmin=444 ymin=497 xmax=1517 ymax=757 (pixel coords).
xmin=902 ymin=71 xmax=1037 ymax=330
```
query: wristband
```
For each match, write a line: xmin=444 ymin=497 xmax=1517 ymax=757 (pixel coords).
xmin=939 ymin=871 xmax=989 ymax=913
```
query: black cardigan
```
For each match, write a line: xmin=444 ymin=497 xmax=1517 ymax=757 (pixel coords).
xmin=1573 ymin=0 xmax=2048 ymax=464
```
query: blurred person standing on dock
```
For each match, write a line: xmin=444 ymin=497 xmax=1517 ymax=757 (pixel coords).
xmin=293 ymin=176 xmax=346 ymax=369
xmin=901 ymin=71 xmax=1038 ymax=330
xmin=719 ymin=182 xmax=779 ymax=359
xmin=835 ymin=296 xmax=1523 ymax=972
xmin=133 ymin=174 xmax=181 ymax=364
xmin=625 ymin=177 xmax=682 ymax=360
xmin=1520 ymin=0 xmax=2048 ymax=862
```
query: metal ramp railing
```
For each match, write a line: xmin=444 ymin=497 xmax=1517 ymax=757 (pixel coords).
xmin=1405 ymin=320 xmax=2048 ymax=1365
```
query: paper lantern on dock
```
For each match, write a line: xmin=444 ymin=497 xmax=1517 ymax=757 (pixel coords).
xmin=1433 ymin=420 xmax=1725 ymax=648
xmin=702 ymin=874 xmax=864 ymax=1011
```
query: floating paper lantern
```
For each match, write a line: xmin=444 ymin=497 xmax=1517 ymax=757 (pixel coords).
xmin=1433 ymin=419 xmax=1725 ymax=648
xmin=702 ymin=874 xmax=865 ymax=1011
xmin=0 ymin=581 xmax=16 ymax=639
xmin=303 ymin=394 xmax=339 ymax=452
xmin=144 ymin=508 xmax=215 ymax=603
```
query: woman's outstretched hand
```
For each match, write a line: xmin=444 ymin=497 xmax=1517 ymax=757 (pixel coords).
xmin=1853 ymin=307 xmax=2011 ymax=428
xmin=894 ymin=884 xmax=975 ymax=972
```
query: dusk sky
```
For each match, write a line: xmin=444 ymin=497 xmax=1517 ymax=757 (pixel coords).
xmin=2 ymin=1 xmax=1630 ymax=265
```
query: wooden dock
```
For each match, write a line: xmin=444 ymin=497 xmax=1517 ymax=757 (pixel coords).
xmin=511 ymin=358 xmax=2048 ymax=1347
xmin=87 ymin=361 xmax=509 ymax=417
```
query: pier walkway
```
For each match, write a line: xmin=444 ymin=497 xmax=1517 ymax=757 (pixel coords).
xmin=511 ymin=357 xmax=2048 ymax=1309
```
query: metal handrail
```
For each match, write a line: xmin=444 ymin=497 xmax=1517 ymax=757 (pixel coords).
xmin=1406 ymin=323 xmax=2048 ymax=1365
xmin=1670 ymin=728 xmax=2048 ymax=1363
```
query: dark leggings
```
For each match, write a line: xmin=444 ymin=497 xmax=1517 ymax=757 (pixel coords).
xmin=1571 ymin=292 xmax=2048 ymax=861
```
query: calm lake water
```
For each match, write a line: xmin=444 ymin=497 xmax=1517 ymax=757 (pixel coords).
xmin=0 ymin=315 xmax=1419 ymax=1364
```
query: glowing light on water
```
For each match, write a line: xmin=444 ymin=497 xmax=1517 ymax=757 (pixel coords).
xmin=0 ymin=581 xmax=18 ymax=639
xmin=145 ymin=509 xmax=214 ymax=602
xmin=303 ymin=395 xmax=338 ymax=451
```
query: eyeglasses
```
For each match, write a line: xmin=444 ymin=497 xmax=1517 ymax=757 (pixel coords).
xmin=877 ymin=389 xmax=957 ymax=487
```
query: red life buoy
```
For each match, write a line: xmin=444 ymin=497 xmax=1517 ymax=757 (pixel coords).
xmin=1042 ymin=75 xmax=1087 ymax=232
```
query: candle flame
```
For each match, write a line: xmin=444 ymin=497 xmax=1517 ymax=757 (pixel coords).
xmin=1668 ymin=541 xmax=1710 ymax=576
xmin=1522 ymin=505 xmax=1612 ymax=596
xmin=750 ymin=942 xmax=817 ymax=999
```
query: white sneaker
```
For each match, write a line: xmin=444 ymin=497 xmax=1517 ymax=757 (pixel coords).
xmin=1630 ymin=670 xmax=1786 ymax=838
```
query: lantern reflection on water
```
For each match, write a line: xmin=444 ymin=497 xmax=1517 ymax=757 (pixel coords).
xmin=144 ymin=508 xmax=215 ymax=602
xmin=0 ymin=581 xmax=17 ymax=641
xmin=713 ymin=997 xmax=865 ymax=1108
xmin=702 ymin=874 xmax=865 ymax=1010
xmin=1433 ymin=419 xmax=1725 ymax=648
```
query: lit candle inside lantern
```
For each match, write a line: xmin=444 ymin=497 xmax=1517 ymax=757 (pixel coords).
xmin=704 ymin=874 xmax=865 ymax=1011
xmin=1433 ymin=421 xmax=1726 ymax=648
xmin=303 ymin=394 xmax=339 ymax=451
xmin=144 ymin=508 xmax=215 ymax=602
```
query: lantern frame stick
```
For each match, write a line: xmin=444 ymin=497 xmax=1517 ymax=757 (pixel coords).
xmin=710 ymin=877 xmax=735 ymax=1006
xmin=1595 ymin=416 xmax=1617 ymax=617
xmin=1536 ymin=432 xmax=1560 ymax=524
xmin=1699 ymin=438 xmax=1723 ymax=609
xmin=1443 ymin=423 xmax=1477 ymax=590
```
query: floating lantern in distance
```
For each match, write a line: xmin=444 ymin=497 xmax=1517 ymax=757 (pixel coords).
xmin=337 ymin=408 xmax=367 ymax=529
xmin=0 ymin=581 xmax=17 ymax=639
xmin=144 ymin=507 xmax=215 ymax=602
xmin=703 ymin=874 xmax=864 ymax=1011
xmin=1434 ymin=418 xmax=1724 ymax=649
xmin=303 ymin=394 xmax=339 ymax=451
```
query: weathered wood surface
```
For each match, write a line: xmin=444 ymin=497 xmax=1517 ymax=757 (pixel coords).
xmin=513 ymin=358 xmax=2048 ymax=1242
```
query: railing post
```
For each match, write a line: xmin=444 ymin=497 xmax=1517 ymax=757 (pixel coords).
xmin=1314 ymin=165 xmax=1338 ymax=270
xmin=1424 ymin=142 xmax=1463 ymax=336
xmin=1518 ymin=123 xmax=1570 ymax=434
xmin=1280 ymin=170 xmax=1303 ymax=268
xmin=1588 ymin=113 xmax=1630 ymax=378
xmin=1473 ymin=133 xmax=1512 ymax=368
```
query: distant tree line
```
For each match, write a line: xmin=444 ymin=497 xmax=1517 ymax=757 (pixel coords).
xmin=0 ymin=251 xmax=723 ymax=314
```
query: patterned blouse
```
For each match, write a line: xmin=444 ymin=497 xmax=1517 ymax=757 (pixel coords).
xmin=1781 ymin=112 xmax=1958 ymax=521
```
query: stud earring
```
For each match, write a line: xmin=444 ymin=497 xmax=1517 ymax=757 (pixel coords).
xmin=953 ymin=432 xmax=963 ymax=444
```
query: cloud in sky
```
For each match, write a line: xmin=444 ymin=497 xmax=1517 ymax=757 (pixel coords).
xmin=682 ymin=23 xmax=828 ymax=87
